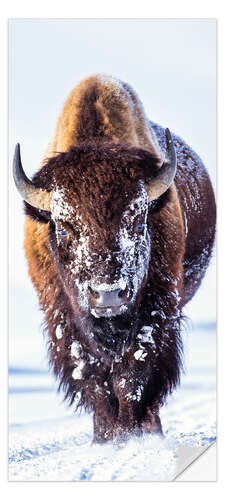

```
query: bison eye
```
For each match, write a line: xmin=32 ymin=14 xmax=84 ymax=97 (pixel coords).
xmin=135 ymin=223 xmax=146 ymax=234
xmin=58 ymin=228 xmax=68 ymax=237
xmin=56 ymin=224 xmax=72 ymax=246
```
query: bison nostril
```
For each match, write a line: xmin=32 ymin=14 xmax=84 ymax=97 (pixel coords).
xmin=88 ymin=285 xmax=127 ymax=308
xmin=88 ymin=286 xmax=100 ymax=299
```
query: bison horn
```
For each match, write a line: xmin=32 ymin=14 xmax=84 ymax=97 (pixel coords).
xmin=145 ymin=128 xmax=177 ymax=201
xmin=13 ymin=143 xmax=52 ymax=211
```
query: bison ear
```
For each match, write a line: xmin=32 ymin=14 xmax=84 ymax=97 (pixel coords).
xmin=24 ymin=201 xmax=51 ymax=224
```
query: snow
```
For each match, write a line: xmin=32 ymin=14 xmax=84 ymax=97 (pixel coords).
xmin=70 ymin=341 xmax=81 ymax=358
xmin=51 ymin=187 xmax=75 ymax=223
xmin=90 ymin=279 xmax=127 ymax=292
xmin=72 ymin=360 xmax=85 ymax=380
xmin=91 ymin=308 xmax=102 ymax=318
xmin=133 ymin=348 xmax=148 ymax=361
xmin=138 ymin=326 xmax=154 ymax=343
xmin=118 ymin=378 xmax=126 ymax=388
xmin=55 ymin=325 xmax=63 ymax=340
xmin=9 ymin=316 xmax=216 ymax=481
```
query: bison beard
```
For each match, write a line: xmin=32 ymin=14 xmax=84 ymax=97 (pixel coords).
xmin=89 ymin=313 xmax=138 ymax=354
xmin=14 ymin=74 xmax=216 ymax=443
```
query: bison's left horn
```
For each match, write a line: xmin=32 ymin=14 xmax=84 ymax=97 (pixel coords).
xmin=145 ymin=128 xmax=177 ymax=201
xmin=13 ymin=143 xmax=52 ymax=211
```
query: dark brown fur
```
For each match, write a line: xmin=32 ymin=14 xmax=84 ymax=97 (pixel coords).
xmin=23 ymin=75 xmax=216 ymax=442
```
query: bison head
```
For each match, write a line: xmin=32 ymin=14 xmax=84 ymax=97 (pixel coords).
xmin=13 ymin=132 xmax=176 ymax=353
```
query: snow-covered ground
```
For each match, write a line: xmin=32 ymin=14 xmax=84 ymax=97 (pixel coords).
xmin=9 ymin=286 xmax=216 ymax=481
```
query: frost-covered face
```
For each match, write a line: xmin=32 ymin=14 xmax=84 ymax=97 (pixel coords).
xmin=49 ymin=181 xmax=151 ymax=325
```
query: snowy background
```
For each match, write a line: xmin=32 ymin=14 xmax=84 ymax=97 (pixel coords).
xmin=8 ymin=19 xmax=216 ymax=481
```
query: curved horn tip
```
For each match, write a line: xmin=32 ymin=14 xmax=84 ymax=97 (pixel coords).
xmin=13 ymin=142 xmax=29 ymax=187
xmin=14 ymin=143 xmax=21 ymax=159
xmin=165 ymin=128 xmax=172 ymax=144
xmin=12 ymin=143 xmax=52 ymax=212
xmin=145 ymin=127 xmax=176 ymax=202
xmin=13 ymin=143 xmax=20 ymax=165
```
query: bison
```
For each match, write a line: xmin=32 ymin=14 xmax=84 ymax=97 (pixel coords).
xmin=13 ymin=74 xmax=216 ymax=442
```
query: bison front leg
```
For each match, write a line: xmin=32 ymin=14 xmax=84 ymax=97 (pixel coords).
xmin=114 ymin=396 xmax=163 ymax=440
xmin=93 ymin=412 xmax=112 ymax=443
xmin=92 ymin=405 xmax=117 ymax=443
xmin=93 ymin=389 xmax=140 ymax=443
xmin=111 ymin=375 xmax=144 ymax=441
xmin=112 ymin=373 xmax=163 ymax=441
xmin=115 ymin=399 xmax=141 ymax=440
xmin=90 ymin=390 xmax=118 ymax=443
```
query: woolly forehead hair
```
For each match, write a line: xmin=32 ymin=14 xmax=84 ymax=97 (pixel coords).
xmin=34 ymin=142 xmax=161 ymax=209
xmin=24 ymin=143 xmax=163 ymax=229
xmin=33 ymin=143 xmax=159 ymax=228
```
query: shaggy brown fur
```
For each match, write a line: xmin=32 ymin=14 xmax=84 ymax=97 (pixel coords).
xmin=43 ymin=75 xmax=162 ymax=161
xmin=23 ymin=74 xmax=216 ymax=442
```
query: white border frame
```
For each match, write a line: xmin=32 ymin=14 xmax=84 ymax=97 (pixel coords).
xmin=1 ymin=0 xmax=224 ymax=494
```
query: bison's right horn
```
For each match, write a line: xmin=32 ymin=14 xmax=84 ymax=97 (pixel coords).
xmin=13 ymin=143 xmax=52 ymax=211
xmin=145 ymin=128 xmax=177 ymax=201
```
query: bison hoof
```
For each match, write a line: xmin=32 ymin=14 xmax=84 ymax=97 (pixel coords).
xmin=109 ymin=423 xmax=142 ymax=444
xmin=141 ymin=411 xmax=163 ymax=435
xmin=92 ymin=435 xmax=109 ymax=445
